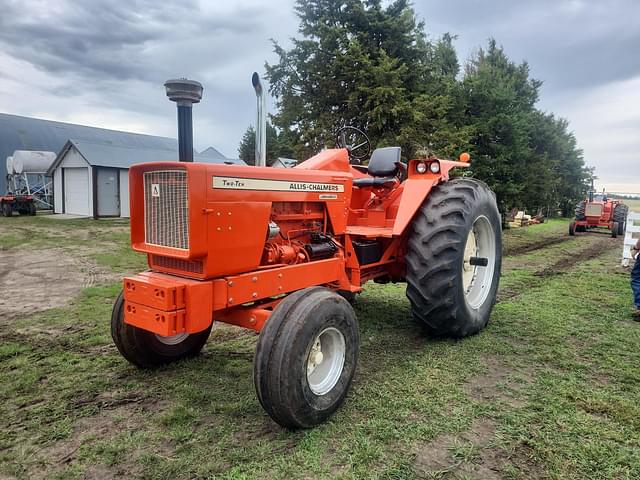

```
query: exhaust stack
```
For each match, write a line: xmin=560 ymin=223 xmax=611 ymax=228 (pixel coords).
xmin=165 ymin=78 xmax=203 ymax=162
xmin=252 ymin=72 xmax=267 ymax=167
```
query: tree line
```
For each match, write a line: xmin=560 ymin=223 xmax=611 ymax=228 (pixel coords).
xmin=238 ymin=0 xmax=590 ymax=216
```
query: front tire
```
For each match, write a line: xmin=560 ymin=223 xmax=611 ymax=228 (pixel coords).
xmin=2 ymin=202 xmax=12 ymax=217
xmin=569 ymin=221 xmax=576 ymax=236
xmin=111 ymin=290 xmax=212 ymax=368
xmin=336 ymin=290 xmax=356 ymax=304
xmin=405 ymin=178 xmax=502 ymax=338
xmin=254 ymin=287 xmax=359 ymax=429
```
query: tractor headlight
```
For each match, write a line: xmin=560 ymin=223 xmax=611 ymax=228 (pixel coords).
xmin=429 ymin=161 xmax=440 ymax=174
xmin=416 ymin=161 xmax=427 ymax=174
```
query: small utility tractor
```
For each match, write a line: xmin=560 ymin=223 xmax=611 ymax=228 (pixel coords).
xmin=0 ymin=194 xmax=36 ymax=217
xmin=569 ymin=186 xmax=628 ymax=238
xmin=112 ymin=79 xmax=502 ymax=428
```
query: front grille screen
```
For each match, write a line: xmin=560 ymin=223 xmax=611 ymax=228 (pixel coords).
xmin=585 ymin=204 xmax=603 ymax=217
xmin=144 ymin=170 xmax=189 ymax=250
xmin=151 ymin=255 xmax=203 ymax=274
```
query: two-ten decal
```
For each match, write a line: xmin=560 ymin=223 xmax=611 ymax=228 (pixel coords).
xmin=212 ymin=176 xmax=345 ymax=193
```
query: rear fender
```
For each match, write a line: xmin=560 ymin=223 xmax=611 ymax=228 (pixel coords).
xmin=391 ymin=158 xmax=470 ymax=236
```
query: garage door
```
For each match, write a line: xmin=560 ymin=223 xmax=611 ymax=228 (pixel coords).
xmin=64 ymin=167 xmax=89 ymax=215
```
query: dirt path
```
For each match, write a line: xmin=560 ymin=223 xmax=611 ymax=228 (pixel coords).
xmin=532 ymin=237 xmax=614 ymax=277
xmin=414 ymin=357 xmax=545 ymax=479
xmin=0 ymin=217 xmax=128 ymax=324
xmin=504 ymin=235 xmax=569 ymax=256
xmin=498 ymin=235 xmax=619 ymax=303
xmin=0 ymin=247 xmax=119 ymax=324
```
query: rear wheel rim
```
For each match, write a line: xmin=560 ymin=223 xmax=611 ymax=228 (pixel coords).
xmin=306 ymin=327 xmax=346 ymax=396
xmin=462 ymin=215 xmax=496 ymax=309
xmin=155 ymin=332 xmax=189 ymax=345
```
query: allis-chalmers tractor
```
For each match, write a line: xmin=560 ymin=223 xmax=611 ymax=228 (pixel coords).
xmin=569 ymin=186 xmax=628 ymax=238
xmin=111 ymin=80 xmax=502 ymax=429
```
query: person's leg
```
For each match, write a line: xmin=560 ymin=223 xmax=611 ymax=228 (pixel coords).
xmin=632 ymin=259 xmax=640 ymax=313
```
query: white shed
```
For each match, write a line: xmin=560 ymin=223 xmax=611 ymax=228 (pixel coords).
xmin=48 ymin=139 xmax=240 ymax=218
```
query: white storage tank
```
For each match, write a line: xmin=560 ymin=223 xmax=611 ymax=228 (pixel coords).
xmin=12 ymin=150 xmax=57 ymax=174
xmin=5 ymin=156 xmax=13 ymax=175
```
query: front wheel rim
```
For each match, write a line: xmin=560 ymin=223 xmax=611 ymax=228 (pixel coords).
xmin=155 ymin=332 xmax=189 ymax=345
xmin=306 ymin=327 xmax=346 ymax=396
xmin=462 ymin=215 xmax=496 ymax=309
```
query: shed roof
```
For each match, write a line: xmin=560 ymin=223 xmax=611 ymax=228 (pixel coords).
xmin=0 ymin=112 xmax=231 ymax=191
xmin=48 ymin=139 xmax=244 ymax=175
xmin=199 ymin=146 xmax=227 ymax=160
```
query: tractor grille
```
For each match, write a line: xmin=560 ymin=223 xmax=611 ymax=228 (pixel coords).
xmin=151 ymin=255 xmax=203 ymax=273
xmin=585 ymin=204 xmax=603 ymax=217
xmin=144 ymin=170 xmax=189 ymax=250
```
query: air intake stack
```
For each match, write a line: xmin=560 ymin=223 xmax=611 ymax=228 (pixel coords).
xmin=252 ymin=72 xmax=267 ymax=167
xmin=164 ymin=78 xmax=203 ymax=162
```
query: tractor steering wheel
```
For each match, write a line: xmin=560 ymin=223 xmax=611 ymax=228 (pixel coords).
xmin=335 ymin=126 xmax=371 ymax=163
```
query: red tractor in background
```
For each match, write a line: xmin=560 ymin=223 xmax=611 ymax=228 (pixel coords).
xmin=0 ymin=194 xmax=37 ymax=217
xmin=569 ymin=185 xmax=628 ymax=238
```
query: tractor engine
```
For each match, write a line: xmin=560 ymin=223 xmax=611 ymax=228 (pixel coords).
xmin=261 ymin=202 xmax=336 ymax=266
xmin=128 ymin=158 xmax=350 ymax=284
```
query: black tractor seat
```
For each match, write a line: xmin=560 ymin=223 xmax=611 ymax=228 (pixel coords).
xmin=353 ymin=147 xmax=403 ymax=188
xmin=353 ymin=176 xmax=398 ymax=188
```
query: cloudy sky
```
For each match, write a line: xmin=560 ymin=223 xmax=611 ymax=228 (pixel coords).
xmin=0 ymin=0 xmax=638 ymax=192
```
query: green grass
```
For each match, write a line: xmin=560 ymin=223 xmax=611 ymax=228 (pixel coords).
xmin=502 ymin=218 xmax=570 ymax=254
xmin=0 ymin=215 xmax=146 ymax=273
xmin=622 ymin=198 xmax=640 ymax=212
xmin=1 ymin=216 xmax=639 ymax=479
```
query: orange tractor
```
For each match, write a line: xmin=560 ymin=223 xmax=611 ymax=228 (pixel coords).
xmin=569 ymin=186 xmax=628 ymax=238
xmin=112 ymin=80 xmax=502 ymax=428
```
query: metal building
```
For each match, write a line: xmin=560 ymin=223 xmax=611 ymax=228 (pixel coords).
xmin=0 ymin=113 xmax=178 ymax=195
xmin=0 ymin=113 xmax=237 ymax=218
xmin=47 ymin=139 xmax=243 ymax=218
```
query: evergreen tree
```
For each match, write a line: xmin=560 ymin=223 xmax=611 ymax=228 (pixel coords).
xmin=243 ymin=0 xmax=589 ymax=216
xmin=461 ymin=40 xmax=588 ymax=214
xmin=238 ymin=123 xmax=294 ymax=166
xmin=266 ymin=0 xmax=465 ymax=159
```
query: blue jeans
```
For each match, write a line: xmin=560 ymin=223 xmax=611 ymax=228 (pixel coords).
xmin=632 ymin=259 xmax=640 ymax=308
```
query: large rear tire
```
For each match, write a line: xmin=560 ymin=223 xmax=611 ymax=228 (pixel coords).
xmin=611 ymin=222 xmax=619 ymax=238
xmin=111 ymin=290 xmax=212 ymax=368
xmin=254 ymin=287 xmax=359 ymax=429
xmin=614 ymin=204 xmax=628 ymax=235
xmin=575 ymin=201 xmax=586 ymax=221
xmin=406 ymin=178 xmax=502 ymax=338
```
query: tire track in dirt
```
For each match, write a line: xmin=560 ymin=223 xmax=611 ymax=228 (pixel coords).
xmin=504 ymin=235 xmax=569 ymax=256
xmin=498 ymin=236 xmax=617 ymax=303
xmin=531 ymin=237 xmax=613 ymax=277
xmin=0 ymin=247 xmax=120 ymax=325
xmin=413 ymin=357 xmax=548 ymax=479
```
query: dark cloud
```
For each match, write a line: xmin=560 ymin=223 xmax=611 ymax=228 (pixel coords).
xmin=416 ymin=0 xmax=640 ymax=92
xmin=0 ymin=0 xmax=269 ymax=81
xmin=0 ymin=0 xmax=638 ymax=190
